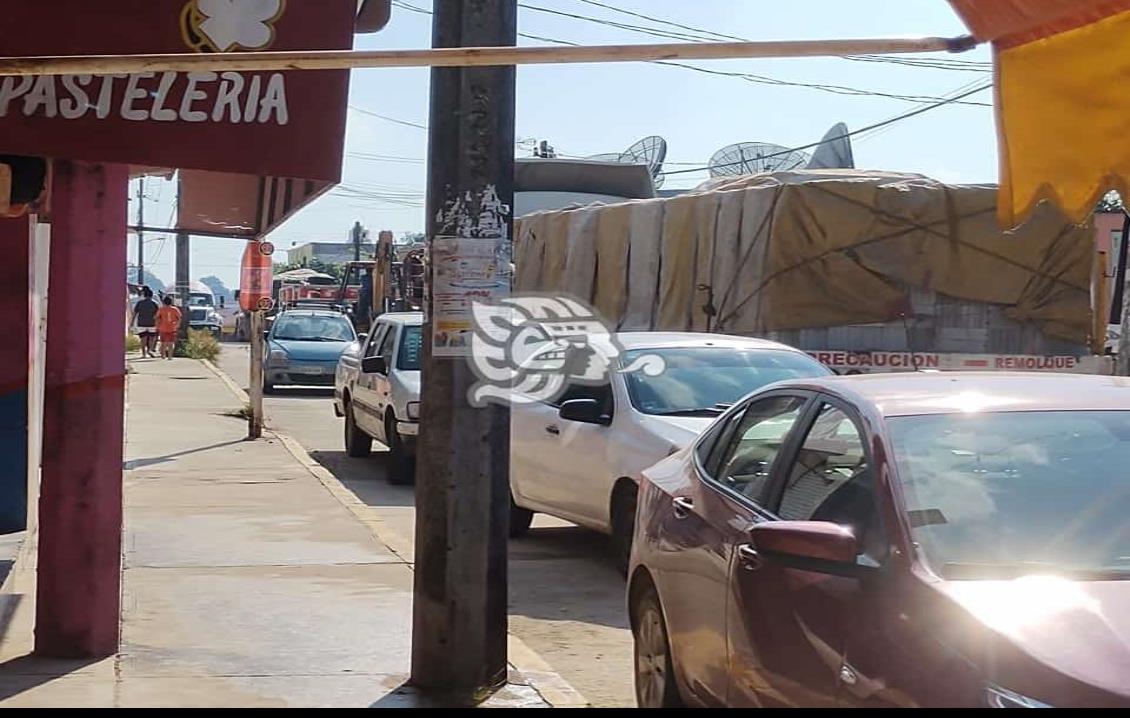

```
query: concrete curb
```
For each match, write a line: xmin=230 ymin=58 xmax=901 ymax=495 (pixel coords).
xmin=203 ymin=359 xmax=590 ymax=709
xmin=201 ymin=358 xmax=250 ymax=405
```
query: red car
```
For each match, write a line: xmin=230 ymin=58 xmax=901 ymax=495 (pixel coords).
xmin=629 ymin=373 xmax=1130 ymax=708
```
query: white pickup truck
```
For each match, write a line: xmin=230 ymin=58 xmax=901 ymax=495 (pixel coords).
xmin=333 ymin=312 xmax=423 ymax=485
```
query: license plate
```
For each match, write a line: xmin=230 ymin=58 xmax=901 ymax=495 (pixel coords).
xmin=299 ymin=366 xmax=325 ymax=375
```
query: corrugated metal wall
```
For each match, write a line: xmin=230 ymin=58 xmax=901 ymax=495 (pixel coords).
xmin=770 ymin=287 xmax=1084 ymax=356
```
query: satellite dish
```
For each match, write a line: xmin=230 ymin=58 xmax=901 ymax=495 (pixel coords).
xmin=708 ymin=142 xmax=811 ymax=178
xmin=806 ymin=122 xmax=856 ymax=170
xmin=622 ymin=136 xmax=667 ymax=178
xmin=586 ymin=136 xmax=668 ymax=190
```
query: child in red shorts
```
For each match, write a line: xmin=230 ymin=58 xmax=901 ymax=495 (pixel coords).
xmin=155 ymin=296 xmax=183 ymax=360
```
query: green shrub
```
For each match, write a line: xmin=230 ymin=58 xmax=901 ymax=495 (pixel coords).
xmin=125 ymin=334 xmax=142 ymax=353
xmin=182 ymin=329 xmax=221 ymax=362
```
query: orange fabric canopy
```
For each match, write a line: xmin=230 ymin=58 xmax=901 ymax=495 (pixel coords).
xmin=949 ymin=0 xmax=1130 ymax=226
xmin=951 ymin=0 xmax=1130 ymax=45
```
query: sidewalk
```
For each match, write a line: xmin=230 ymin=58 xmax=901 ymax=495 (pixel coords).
xmin=0 ymin=357 xmax=580 ymax=707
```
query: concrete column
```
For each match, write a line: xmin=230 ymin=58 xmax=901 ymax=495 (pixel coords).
xmin=0 ymin=216 xmax=31 ymax=533
xmin=35 ymin=161 xmax=127 ymax=658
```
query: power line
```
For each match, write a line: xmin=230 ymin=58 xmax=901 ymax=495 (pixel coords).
xmin=661 ymin=82 xmax=992 ymax=177
xmin=523 ymin=2 xmax=723 ymax=43
xmin=348 ymin=151 xmax=427 ymax=164
xmin=388 ymin=0 xmax=993 ymax=173
xmin=519 ymin=25 xmax=990 ymax=106
xmin=572 ymin=0 xmax=990 ymax=72
xmin=348 ymin=105 xmax=428 ymax=129
xmin=853 ymin=76 xmax=990 ymax=146
xmin=392 ymin=1 xmax=989 ymax=107
xmin=657 ymin=77 xmax=996 ymax=177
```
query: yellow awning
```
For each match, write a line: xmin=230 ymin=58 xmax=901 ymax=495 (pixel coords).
xmin=950 ymin=0 xmax=1130 ymax=226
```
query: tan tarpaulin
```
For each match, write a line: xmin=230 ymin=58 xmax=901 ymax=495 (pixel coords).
xmin=514 ymin=171 xmax=1093 ymax=345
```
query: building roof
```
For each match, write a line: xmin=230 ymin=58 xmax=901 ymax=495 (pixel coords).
xmin=515 ymin=158 xmax=655 ymax=200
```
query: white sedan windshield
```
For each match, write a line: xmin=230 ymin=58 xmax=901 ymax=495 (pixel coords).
xmin=622 ymin=347 xmax=829 ymax=416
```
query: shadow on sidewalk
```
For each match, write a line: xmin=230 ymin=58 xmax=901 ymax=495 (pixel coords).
xmin=0 ymin=593 xmax=20 ymax=647
xmin=507 ymin=528 xmax=631 ymax=631
xmin=0 ymin=654 xmax=102 ymax=702
xmin=369 ymin=682 xmax=544 ymax=709
xmin=264 ymin=387 xmax=334 ymax=400
xmin=308 ymin=451 xmax=416 ymax=508
xmin=123 ymin=439 xmax=249 ymax=470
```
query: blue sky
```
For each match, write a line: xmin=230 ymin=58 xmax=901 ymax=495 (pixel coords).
xmin=131 ymin=0 xmax=994 ymax=289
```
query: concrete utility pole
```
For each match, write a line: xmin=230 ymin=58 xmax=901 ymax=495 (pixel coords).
xmin=248 ymin=310 xmax=265 ymax=439
xmin=411 ymin=0 xmax=517 ymax=703
xmin=135 ymin=177 xmax=145 ymax=286
xmin=378 ymin=230 xmax=393 ymax=313
xmin=175 ymin=231 xmax=190 ymax=339
xmin=352 ymin=220 xmax=364 ymax=262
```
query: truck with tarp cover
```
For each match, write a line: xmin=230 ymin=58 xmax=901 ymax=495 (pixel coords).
xmin=514 ymin=170 xmax=1111 ymax=375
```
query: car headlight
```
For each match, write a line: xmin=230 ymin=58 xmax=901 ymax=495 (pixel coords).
xmin=269 ymin=349 xmax=289 ymax=366
xmin=406 ymin=401 xmax=420 ymax=420
xmin=986 ymin=685 xmax=1052 ymax=708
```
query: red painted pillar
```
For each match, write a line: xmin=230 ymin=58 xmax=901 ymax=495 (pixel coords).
xmin=35 ymin=161 xmax=127 ymax=658
xmin=0 ymin=215 xmax=31 ymax=533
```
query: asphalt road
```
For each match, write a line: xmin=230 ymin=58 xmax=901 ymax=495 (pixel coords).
xmin=217 ymin=343 xmax=635 ymax=708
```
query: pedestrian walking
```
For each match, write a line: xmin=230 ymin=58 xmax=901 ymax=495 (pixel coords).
xmin=357 ymin=267 xmax=373 ymax=327
xmin=156 ymin=295 xmax=183 ymax=360
xmin=131 ymin=286 xmax=160 ymax=358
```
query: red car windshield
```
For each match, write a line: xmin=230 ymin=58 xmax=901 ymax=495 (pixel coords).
xmin=888 ymin=411 xmax=1130 ymax=579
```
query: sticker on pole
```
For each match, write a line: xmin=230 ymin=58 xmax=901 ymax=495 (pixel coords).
xmin=431 ymin=236 xmax=511 ymax=357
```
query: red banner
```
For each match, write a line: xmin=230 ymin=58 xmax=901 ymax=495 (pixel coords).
xmin=0 ymin=0 xmax=355 ymax=182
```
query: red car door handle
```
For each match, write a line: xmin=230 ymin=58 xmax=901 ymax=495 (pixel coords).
xmin=672 ymin=497 xmax=694 ymax=519
xmin=737 ymin=544 xmax=763 ymax=571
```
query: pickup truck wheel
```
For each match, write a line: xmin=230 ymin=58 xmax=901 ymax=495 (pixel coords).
xmin=385 ymin=415 xmax=413 ymax=486
xmin=344 ymin=401 xmax=372 ymax=457
xmin=509 ymin=496 xmax=534 ymax=538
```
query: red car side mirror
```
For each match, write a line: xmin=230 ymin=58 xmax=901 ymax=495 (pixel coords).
xmin=751 ymin=521 xmax=859 ymax=566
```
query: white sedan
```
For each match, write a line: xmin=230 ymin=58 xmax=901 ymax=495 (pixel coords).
xmin=508 ymin=332 xmax=832 ymax=571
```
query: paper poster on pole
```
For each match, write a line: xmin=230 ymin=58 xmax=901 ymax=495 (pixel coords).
xmin=432 ymin=236 xmax=511 ymax=357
